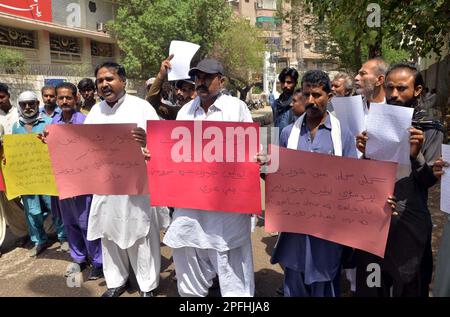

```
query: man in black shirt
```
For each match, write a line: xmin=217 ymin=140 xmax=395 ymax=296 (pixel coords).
xmin=355 ymin=63 xmax=444 ymax=297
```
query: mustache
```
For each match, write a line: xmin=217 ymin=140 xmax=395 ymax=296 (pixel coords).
xmin=305 ymin=103 xmax=316 ymax=111
xmin=196 ymin=85 xmax=208 ymax=92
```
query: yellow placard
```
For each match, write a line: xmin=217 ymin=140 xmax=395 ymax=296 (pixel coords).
xmin=2 ymin=134 xmax=58 ymax=200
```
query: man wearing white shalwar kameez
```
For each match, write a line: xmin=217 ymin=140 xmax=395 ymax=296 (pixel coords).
xmin=163 ymin=59 xmax=255 ymax=297
xmin=85 ymin=62 xmax=160 ymax=297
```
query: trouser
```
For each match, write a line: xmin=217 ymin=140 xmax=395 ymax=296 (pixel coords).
xmin=22 ymin=195 xmax=66 ymax=245
xmin=433 ymin=218 xmax=450 ymax=297
xmin=0 ymin=192 xmax=28 ymax=238
xmin=53 ymin=196 xmax=102 ymax=267
xmin=355 ymin=249 xmax=431 ymax=297
xmin=172 ymin=241 xmax=255 ymax=297
xmin=101 ymin=229 xmax=161 ymax=292
xmin=284 ymin=267 xmax=341 ymax=297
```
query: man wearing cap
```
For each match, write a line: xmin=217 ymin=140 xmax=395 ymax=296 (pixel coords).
xmin=11 ymin=91 xmax=67 ymax=257
xmin=162 ymin=58 xmax=255 ymax=297
xmin=146 ymin=55 xmax=196 ymax=120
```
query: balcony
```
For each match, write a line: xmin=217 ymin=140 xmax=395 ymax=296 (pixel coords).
xmin=256 ymin=16 xmax=281 ymax=31
xmin=255 ymin=0 xmax=277 ymax=11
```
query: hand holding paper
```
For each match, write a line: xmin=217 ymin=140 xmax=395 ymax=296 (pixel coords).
xmin=365 ymin=103 xmax=414 ymax=164
xmin=331 ymin=95 xmax=366 ymax=136
xmin=168 ymin=41 xmax=200 ymax=81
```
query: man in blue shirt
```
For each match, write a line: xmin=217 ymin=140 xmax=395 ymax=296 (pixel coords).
xmin=270 ymin=70 xmax=357 ymax=297
xmin=39 ymin=85 xmax=61 ymax=119
xmin=12 ymin=91 xmax=67 ymax=257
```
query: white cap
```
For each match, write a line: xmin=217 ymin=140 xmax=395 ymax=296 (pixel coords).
xmin=18 ymin=91 xmax=38 ymax=103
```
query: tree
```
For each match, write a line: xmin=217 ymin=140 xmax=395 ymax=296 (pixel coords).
xmin=0 ymin=48 xmax=26 ymax=74
xmin=211 ymin=17 xmax=265 ymax=101
xmin=282 ymin=0 xmax=449 ymax=73
xmin=108 ymin=0 xmax=233 ymax=78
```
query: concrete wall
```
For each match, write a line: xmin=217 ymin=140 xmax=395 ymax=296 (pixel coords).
xmin=52 ymin=0 xmax=114 ymax=31
xmin=420 ymin=54 xmax=450 ymax=121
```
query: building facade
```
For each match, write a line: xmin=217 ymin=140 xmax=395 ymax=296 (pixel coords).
xmin=229 ymin=0 xmax=337 ymax=93
xmin=0 ymin=0 xmax=119 ymax=76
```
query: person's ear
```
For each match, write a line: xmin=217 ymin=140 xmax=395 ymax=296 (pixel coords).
xmin=219 ymin=76 xmax=226 ymax=88
xmin=414 ymin=85 xmax=423 ymax=98
xmin=376 ymin=74 xmax=385 ymax=87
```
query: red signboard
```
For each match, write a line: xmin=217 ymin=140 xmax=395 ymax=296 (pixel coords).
xmin=0 ymin=0 xmax=52 ymax=22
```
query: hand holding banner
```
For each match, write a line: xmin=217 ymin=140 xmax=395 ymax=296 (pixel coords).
xmin=2 ymin=134 xmax=58 ymax=199
xmin=265 ymin=145 xmax=397 ymax=257
xmin=147 ymin=120 xmax=262 ymax=214
xmin=46 ymin=124 xmax=148 ymax=199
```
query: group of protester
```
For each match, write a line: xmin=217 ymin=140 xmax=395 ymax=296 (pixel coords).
xmin=0 ymin=51 xmax=448 ymax=298
xmin=270 ymin=58 xmax=449 ymax=297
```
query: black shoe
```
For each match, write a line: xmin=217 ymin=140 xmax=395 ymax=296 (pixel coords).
xmin=88 ymin=266 xmax=104 ymax=280
xmin=139 ymin=291 xmax=154 ymax=297
xmin=101 ymin=284 xmax=127 ymax=297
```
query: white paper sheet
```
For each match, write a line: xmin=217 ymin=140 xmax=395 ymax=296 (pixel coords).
xmin=441 ymin=144 xmax=450 ymax=214
xmin=365 ymin=103 xmax=414 ymax=165
xmin=331 ymin=95 xmax=365 ymax=137
xmin=168 ymin=40 xmax=200 ymax=81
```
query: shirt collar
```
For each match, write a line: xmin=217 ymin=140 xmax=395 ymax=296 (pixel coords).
xmin=40 ymin=106 xmax=61 ymax=116
xmin=19 ymin=116 xmax=47 ymax=127
xmin=55 ymin=111 xmax=78 ymax=124
xmin=110 ymin=92 xmax=126 ymax=109
xmin=193 ymin=93 xmax=224 ymax=113
xmin=301 ymin=112 xmax=332 ymax=130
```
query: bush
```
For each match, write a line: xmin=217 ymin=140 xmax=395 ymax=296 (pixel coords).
xmin=0 ymin=48 xmax=26 ymax=73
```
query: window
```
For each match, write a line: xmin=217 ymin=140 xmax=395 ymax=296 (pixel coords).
xmin=91 ymin=41 xmax=113 ymax=57
xmin=49 ymin=34 xmax=81 ymax=62
xmin=0 ymin=26 xmax=36 ymax=49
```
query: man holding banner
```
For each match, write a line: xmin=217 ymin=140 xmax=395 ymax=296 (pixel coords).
xmin=0 ymin=83 xmax=30 ymax=256
xmin=12 ymin=91 xmax=67 ymax=257
xmin=162 ymin=58 xmax=256 ymax=297
xmin=355 ymin=63 xmax=444 ymax=297
xmin=48 ymin=82 xmax=103 ymax=280
xmin=269 ymin=70 xmax=357 ymax=297
xmin=84 ymin=62 xmax=161 ymax=297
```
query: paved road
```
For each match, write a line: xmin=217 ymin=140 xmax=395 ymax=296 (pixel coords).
xmin=0 ymin=217 xmax=283 ymax=297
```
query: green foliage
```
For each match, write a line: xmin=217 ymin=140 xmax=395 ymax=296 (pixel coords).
xmin=108 ymin=0 xmax=233 ymax=78
xmin=0 ymin=48 xmax=26 ymax=73
xmin=211 ymin=17 xmax=265 ymax=92
xmin=285 ymin=0 xmax=449 ymax=73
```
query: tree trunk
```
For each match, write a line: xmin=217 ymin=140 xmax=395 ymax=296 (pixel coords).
xmin=354 ymin=41 xmax=362 ymax=72
xmin=369 ymin=28 xmax=383 ymax=58
xmin=238 ymin=86 xmax=252 ymax=102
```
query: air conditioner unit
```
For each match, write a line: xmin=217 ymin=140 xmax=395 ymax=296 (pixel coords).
xmin=97 ymin=22 xmax=106 ymax=33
